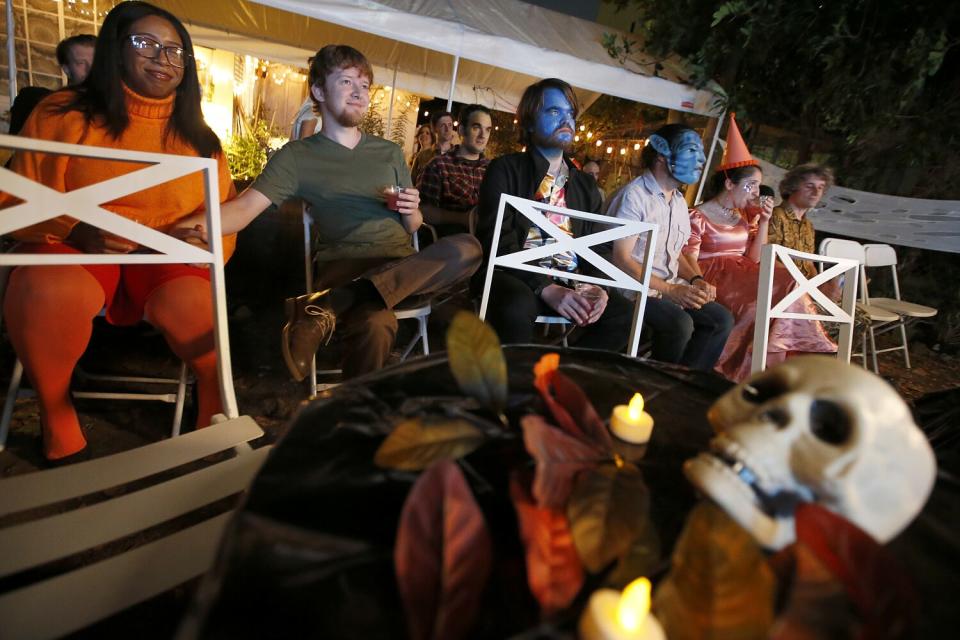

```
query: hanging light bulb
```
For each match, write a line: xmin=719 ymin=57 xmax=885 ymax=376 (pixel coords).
xmin=606 ymin=146 xmax=613 ymax=154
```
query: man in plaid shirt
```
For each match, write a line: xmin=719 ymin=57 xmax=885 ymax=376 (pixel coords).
xmin=417 ymin=104 xmax=493 ymax=238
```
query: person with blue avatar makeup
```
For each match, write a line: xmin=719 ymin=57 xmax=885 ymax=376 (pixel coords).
xmin=607 ymin=124 xmax=734 ymax=371
xmin=474 ymin=78 xmax=633 ymax=349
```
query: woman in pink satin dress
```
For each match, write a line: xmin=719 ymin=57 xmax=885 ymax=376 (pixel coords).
xmin=684 ymin=165 xmax=836 ymax=381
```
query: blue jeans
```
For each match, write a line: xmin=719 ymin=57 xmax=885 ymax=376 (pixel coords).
xmin=643 ymin=297 xmax=734 ymax=371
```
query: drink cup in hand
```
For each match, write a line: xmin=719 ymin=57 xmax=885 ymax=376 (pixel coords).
xmin=383 ymin=185 xmax=403 ymax=211
xmin=575 ymin=282 xmax=603 ymax=310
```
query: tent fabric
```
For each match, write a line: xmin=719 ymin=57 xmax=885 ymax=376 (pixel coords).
xmin=152 ymin=0 xmax=722 ymax=116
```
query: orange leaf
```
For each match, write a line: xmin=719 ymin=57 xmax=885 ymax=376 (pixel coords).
xmin=395 ymin=460 xmax=492 ymax=640
xmin=521 ymin=414 xmax=605 ymax=509
xmin=510 ymin=471 xmax=585 ymax=616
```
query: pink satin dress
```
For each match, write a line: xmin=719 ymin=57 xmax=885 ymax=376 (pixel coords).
xmin=686 ymin=208 xmax=836 ymax=382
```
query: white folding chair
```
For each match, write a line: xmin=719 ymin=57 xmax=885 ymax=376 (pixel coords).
xmin=0 ymin=416 xmax=267 ymax=639
xmin=862 ymin=243 xmax=938 ymax=369
xmin=818 ymin=238 xmax=900 ymax=373
xmin=478 ymin=194 xmax=657 ymax=357
xmin=752 ymin=243 xmax=860 ymax=373
xmin=0 ymin=133 xmax=240 ymax=451
xmin=302 ymin=208 xmax=431 ymax=396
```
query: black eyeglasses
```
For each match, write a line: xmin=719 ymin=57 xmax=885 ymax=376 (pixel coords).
xmin=127 ymin=34 xmax=191 ymax=69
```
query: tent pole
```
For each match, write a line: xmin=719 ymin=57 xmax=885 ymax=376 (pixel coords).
xmin=695 ymin=109 xmax=726 ymax=205
xmin=446 ymin=55 xmax=460 ymax=112
xmin=6 ymin=0 xmax=16 ymax=104
xmin=385 ymin=63 xmax=398 ymax=135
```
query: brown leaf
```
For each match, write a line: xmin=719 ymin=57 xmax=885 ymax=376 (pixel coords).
xmin=532 ymin=353 xmax=613 ymax=450
xmin=567 ymin=464 xmax=650 ymax=573
xmin=446 ymin=311 xmax=507 ymax=412
xmin=510 ymin=471 xmax=585 ymax=616
xmin=395 ymin=460 xmax=492 ymax=640
xmin=653 ymin=502 xmax=775 ymax=639
xmin=771 ymin=503 xmax=919 ymax=639
xmin=521 ymin=414 xmax=605 ymax=509
xmin=374 ymin=417 xmax=484 ymax=471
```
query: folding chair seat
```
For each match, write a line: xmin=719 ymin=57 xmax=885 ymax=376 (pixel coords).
xmin=0 ymin=133 xmax=240 ymax=452
xmin=478 ymin=194 xmax=657 ymax=357
xmin=862 ymin=243 xmax=938 ymax=369
xmin=752 ymin=243 xmax=860 ymax=373
xmin=302 ymin=209 xmax=431 ymax=396
xmin=818 ymin=238 xmax=900 ymax=373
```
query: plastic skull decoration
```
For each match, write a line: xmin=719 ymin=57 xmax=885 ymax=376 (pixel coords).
xmin=685 ymin=356 xmax=936 ymax=550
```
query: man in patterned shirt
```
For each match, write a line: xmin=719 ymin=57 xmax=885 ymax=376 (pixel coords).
xmin=474 ymin=78 xmax=632 ymax=349
xmin=417 ymin=104 xmax=493 ymax=237
xmin=769 ymin=163 xmax=835 ymax=279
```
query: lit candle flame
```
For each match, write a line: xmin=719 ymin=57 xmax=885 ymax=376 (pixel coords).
xmin=617 ymin=577 xmax=651 ymax=632
xmin=627 ymin=393 xmax=645 ymax=421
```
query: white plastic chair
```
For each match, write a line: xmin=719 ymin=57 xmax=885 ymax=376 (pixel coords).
xmin=302 ymin=208 xmax=431 ymax=396
xmin=0 ymin=133 xmax=239 ymax=450
xmin=478 ymin=194 xmax=657 ymax=357
xmin=0 ymin=415 xmax=267 ymax=639
xmin=862 ymin=243 xmax=938 ymax=369
xmin=818 ymin=238 xmax=900 ymax=373
xmin=752 ymin=243 xmax=860 ymax=373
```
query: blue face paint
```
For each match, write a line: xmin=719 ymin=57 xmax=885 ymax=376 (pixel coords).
xmin=532 ymin=87 xmax=576 ymax=151
xmin=667 ymin=130 xmax=706 ymax=184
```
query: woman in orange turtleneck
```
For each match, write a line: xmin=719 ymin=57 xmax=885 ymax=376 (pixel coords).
xmin=3 ymin=1 xmax=236 ymax=462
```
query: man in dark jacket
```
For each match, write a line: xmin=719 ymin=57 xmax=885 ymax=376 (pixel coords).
xmin=473 ymin=78 xmax=632 ymax=349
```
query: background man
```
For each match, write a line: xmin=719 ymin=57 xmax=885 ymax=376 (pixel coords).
xmin=474 ymin=78 xmax=632 ymax=349
xmin=56 ymin=34 xmax=96 ymax=86
xmin=769 ymin=163 xmax=835 ymax=279
xmin=607 ymin=123 xmax=734 ymax=371
xmin=410 ymin=110 xmax=455 ymax=184
xmin=175 ymin=45 xmax=481 ymax=381
xmin=417 ymin=103 xmax=492 ymax=237
xmin=582 ymin=160 xmax=605 ymax=203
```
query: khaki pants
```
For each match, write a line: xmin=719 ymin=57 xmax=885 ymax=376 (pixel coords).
xmin=314 ymin=233 xmax=482 ymax=377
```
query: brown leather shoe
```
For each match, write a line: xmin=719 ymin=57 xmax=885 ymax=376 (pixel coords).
xmin=281 ymin=290 xmax=337 ymax=381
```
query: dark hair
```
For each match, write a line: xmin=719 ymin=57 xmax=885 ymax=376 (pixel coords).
xmin=704 ymin=165 xmax=762 ymax=200
xmin=430 ymin=110 xmax=453 ymax=127
xmin=308 ymin=44 xmax=374 ymax=112
xmin=55 ymin=34 xmax=96 ymax=66
xmin=516 ymin=78 xmax=579 ymax=146
xmin=9 ymin=86 xmax=52 ymax=135
xmin=458 ymin=104 xmax=491 ymax=129
xmin=779 ymin=163 xmax=835 ymax=199
xmin=641 ymin=123 xmax=696 ymax=170
xmin=57 ymin=2 xmax=220 ymax=158
xmin=413 ymin=124 xmax=435 ymax=154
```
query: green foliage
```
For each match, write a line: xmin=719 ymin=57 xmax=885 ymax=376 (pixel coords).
xmin=607 ymin=0 xmax=960 ymax=198
xmin=225 ymin=118 xmax=271 ymax=181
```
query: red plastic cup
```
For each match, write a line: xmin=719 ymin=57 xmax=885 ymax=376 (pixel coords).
xmin=383 ymin=185 xmax=403 ymax=211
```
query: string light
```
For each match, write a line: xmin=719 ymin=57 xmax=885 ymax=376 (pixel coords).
xmin=574 ymin=135 xmax=580 ymax=142
xmin=579 ymin=125 xmax=585 ymax=131
xmin=634 ymin=143 xmax=641 ymax=150
xmin=595 ymin=140 xmax=602 ymax=147
xmin=606 ymin=146 xmax=613 ymax=154
xmin=586 ymin=131 xmax=593 ymax=139
xmin=620 ymin=148 xmax=627 ymax=155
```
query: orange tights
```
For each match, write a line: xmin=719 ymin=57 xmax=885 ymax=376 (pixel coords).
xmin=3 ymin=265 xmax=222 ymax=460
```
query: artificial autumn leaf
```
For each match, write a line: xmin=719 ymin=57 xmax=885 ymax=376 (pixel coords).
xmin=395 ymin=460 xmax=492 ymax=640
xmin=532 ymin=353 xmax=614 ymax=449
xmin=771 ymin=503 xmax=919 ymax=639
xmin=567 ymin=463 xmax=651 ymax=573
xmin=446 ymin=311 xmax=507 ymax=413
xmin=374 ymin=417 xmax=484 ymax=471
xmin=521 ymin=414 xmax=605 ymax=510
xmin=509 ymin=471 xmax=585 ymax=617
xmin=653 ymin=502 xmax=775 ymax=640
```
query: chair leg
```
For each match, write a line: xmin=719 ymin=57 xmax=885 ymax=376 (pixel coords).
xmin=170 ymin=361 xmax=188 ymax=437
xmin=1 ymin=359 xmax=25 ymax=452
xmin=419 ymin=316 xmax=430 ymax=355
xmin=309 ymin=354 xmax=318 ymax=398
xmin=867 ymin=325 xmax=880 ymax=374
xmin=897 ymin=320 xmax=911 ymax=369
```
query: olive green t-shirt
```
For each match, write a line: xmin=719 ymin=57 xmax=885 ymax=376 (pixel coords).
xmin=252 ymin=132 xmax=414 ymax=260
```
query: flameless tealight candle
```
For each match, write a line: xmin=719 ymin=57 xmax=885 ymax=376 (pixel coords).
xmin=579 ymin=577 xmax=666 ymax=640
xmin=610 ymin=393 xmax=654 ymax=444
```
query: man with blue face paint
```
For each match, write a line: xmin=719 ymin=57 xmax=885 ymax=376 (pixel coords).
xmin=607 ymin=124 xmax=734 ymax=371
xmin=474 ymin=78 xmax=633 ymax=348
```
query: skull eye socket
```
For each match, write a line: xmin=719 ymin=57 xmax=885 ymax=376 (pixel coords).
xmin=810 ymin=400 xmax=852 ymax=445
xmin=741 ymin=375 xmax=788 ymax=405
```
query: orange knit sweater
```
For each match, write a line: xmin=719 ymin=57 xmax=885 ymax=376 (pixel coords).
xmin=8 ymin=84 xmax=237 ymax=259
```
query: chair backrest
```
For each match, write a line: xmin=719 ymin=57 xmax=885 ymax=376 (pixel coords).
xmin=0 ymin=133 xmax=238 ymax=419
xmin=0 ymin=416 xmax=268 ymax=639
xmin=752 ymin=243 xmax=860 ymax=373
xmin=819 ymin=237 xmax=873 ymax=303
xmin=863 ymin=243 xmax=898 ymax=267
xmin=478 ymin=194 xmax=657 ymax=357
